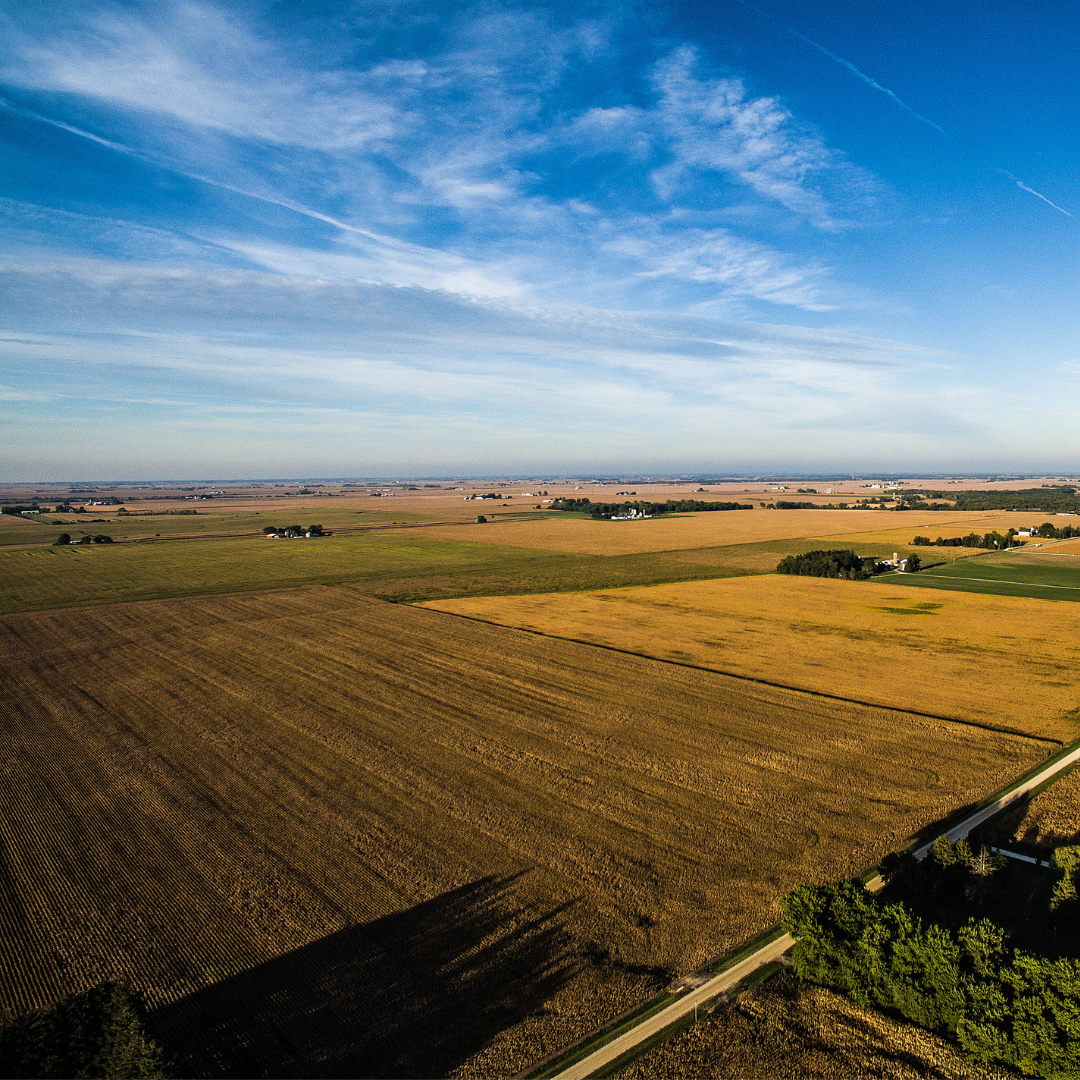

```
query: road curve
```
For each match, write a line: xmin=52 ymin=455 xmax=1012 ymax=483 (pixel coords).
xmin=544 ymin=741 xmax=1080 ymax=1080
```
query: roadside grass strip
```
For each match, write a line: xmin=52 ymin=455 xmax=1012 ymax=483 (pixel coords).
xmin=587 ymin=962 xmax=790 ymax=1080
xmin=517 ymin=992 xmax=680 ymax=1079
xmin=520 ymin=928 xmax=794 ymax=1080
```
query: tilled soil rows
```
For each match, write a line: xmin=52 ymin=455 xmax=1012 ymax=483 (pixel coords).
xmin=0 ymin=586 xmax=1043 ymax=1076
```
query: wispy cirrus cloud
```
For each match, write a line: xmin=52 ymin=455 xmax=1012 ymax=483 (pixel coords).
xmin=0 ymin=1 xmax=881 ymax=312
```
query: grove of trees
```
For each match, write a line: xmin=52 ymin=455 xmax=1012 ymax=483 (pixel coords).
xmin=0 ymin=981 xmax=169 ymax=1079
xmin=775 ymin=550 xmax=878 ymax=579
xmin=548 ymin=497 xmax=752 ymax=518
xmin=781 ymin=861 xmax=1080 ymax=1077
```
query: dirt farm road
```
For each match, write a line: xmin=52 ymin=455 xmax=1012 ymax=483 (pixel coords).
xmin=541 ymin=740 xmax=1080 ymax=1080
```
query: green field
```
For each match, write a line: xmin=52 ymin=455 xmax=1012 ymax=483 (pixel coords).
xmin=0 ymin=506 xmax=448 ymax=546
xmin=0 ymin=531 xmax=778 ymax=615
xmin=883 ymin=552 xmax=1080 ymax=601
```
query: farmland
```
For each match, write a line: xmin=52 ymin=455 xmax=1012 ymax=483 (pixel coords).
xmin=0 ymin=531 xmax=771 ymax=617
xmin=425 ymin=574 xmax=1080 ymax=741
xmin=883 ymin=548 xmax=1080 ymax=601
xmin=1003 ymin=767 xmax=1080 ymax=849
xmin=0 ymin=501 xmax=1054 ymax=619
xmin=0 ymin=587 xmax=1044 ymax=1077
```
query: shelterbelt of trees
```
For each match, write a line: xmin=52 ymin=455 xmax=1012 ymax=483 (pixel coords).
xmin=548 ymin=497 xmax=753 ymax=518
xmin=905 ymin=486 xmax=1080 ymax=514
xmin=775 ymin=550 xmax=882 ymax=580
xmin=911 ymin=531 xmax=1022 ymax=549
xmin=782 ymin=841 xmax=1080 ymax=1078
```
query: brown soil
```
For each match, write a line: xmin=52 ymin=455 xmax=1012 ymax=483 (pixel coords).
xmin=0 ymin=587 xmax=1042 ymax=1077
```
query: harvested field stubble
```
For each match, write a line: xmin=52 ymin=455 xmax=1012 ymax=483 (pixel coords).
xmin=426 ymin=575 xmax=1080 ymax=741
xmin=617 ymin=971 xmax=1004 ymax=1079
xmin=0 ymin=588 xmax=1043 ymax=1076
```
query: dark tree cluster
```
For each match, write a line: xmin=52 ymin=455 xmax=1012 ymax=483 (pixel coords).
xmin=775 ymin=549 xmax=877 ymax=579
xmin=781 ymin=843 xmax=1080 ymax=1078
xmin=0 ymin=981 xmax=169 ymax=1079
xmin=1032 ymin=521 xmax=1080 ymax=539
xmin=944 ymin=487 xmax=1080 ymax=513
xmin=262 ymin=524 xmax=324 ymax=537
xmin=911 ymin=530 xmax=1021 ymax=549
xmin=1 ymin=504 xmax=42 ymax=515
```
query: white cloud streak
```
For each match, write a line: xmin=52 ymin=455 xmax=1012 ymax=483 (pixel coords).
xmin=1000 ymin=170 xmax=1072 ymax=217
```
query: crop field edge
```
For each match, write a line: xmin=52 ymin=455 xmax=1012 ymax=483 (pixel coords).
xmin=429 ymin=606 xmax=1063 ymax=747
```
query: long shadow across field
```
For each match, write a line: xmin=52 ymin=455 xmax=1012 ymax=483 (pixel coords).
xmin=151 ymin=875 xmax=580 ymax=1079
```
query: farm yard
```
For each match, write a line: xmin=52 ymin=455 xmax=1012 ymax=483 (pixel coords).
xmin=0 ymin=586 xmax=1046 ymax=1077
xmin=425 ymin=574 xmax=1080 ymax=742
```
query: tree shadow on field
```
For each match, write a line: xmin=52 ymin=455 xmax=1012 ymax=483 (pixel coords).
xmin=151 ymin=875 xmax=581 ymax=1079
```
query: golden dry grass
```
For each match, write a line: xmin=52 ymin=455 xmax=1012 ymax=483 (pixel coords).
xmin=819 ymin=510 xmax=1057 ymax=549
xmin=0 ymin=586 xmax=1042 ymax=1076
xmin=619 ymin=972 xmax=1006 ymax=1079
xmin=425 ymin=574 xmax=1080 ymax=742
xmin=427 ymin=509 xmax=1055 ymax=557
xmin=1006 ymin=768 xmax=1080 ymax=849
xmin=1032 ymin=538 xmax=1080 ymax=555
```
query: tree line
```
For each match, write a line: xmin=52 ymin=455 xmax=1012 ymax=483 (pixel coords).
xmin=782 ymin=839 xmax=1080 ymax=1077
xmin=906 ymin=486 xmax=1080 ymax=514
xmin=0 ymin=981 xmax=169 ymax=1078
xmin=775 ymin=550 xmax=881 ymax=579
xmin=911 ymin=530 xmax=1021 ymax=549
xmin=1032 ymin=521 xmax=1080 ymax=539
xmin=548 ymin=498 xmax=752 ymax=517
xmin=53 ymin=534 xmax=112 ymax=545
xmin=262 ymin=525 xmax=325 ymax=537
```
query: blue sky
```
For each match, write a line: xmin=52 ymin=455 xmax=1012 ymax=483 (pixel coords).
xmin=1 ymin=0 xmax=1078 ymax=479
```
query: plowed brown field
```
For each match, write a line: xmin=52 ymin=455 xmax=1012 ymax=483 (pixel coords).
xmin=425 ymin=575 xmax=1080 ymax=742
xmin=0 ymin=587 xmax=1044 ymax=1076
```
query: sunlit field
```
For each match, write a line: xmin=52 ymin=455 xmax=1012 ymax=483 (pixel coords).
xmin=426 ymin=573 xmax=1080 ymax=741
xmin=0 ymin=587 xmax=1039 ymax=1076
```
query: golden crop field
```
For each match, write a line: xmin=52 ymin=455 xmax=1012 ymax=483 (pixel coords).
xmin=425 ymin=574 xmax=1080 ymax=742
xmin=619 ymin=971 xmax=999 ymax=1080
xmin=427 ymin=508 xmax=1053 ymax=558
xmin=430 ymin=509 xmax=888 ymax=556
xmin=0 ymin=586 xmax=1042 ymax=1077
xmin=1005 ymin=769 xmax=1080 ymax=849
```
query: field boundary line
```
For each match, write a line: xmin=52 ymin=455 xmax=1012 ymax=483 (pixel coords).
xmin=431 ymin=609 xmax=1061 ymax=746
xmin=886 ymin=570 xmax=1080 ymax=592
xmin=521 ymin=735 xmax=1080 ymax=1080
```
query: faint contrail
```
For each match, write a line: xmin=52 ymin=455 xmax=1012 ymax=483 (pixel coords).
xmin=733 ymin=6 xmax=1072 ymax=220
xmin=0 ymin=96 xmax=423 ymax=245
xmin=787 ymin=29 xmax=949 ymax=137
xmin=1000 ymin=170 xmax=1072 ymax=217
